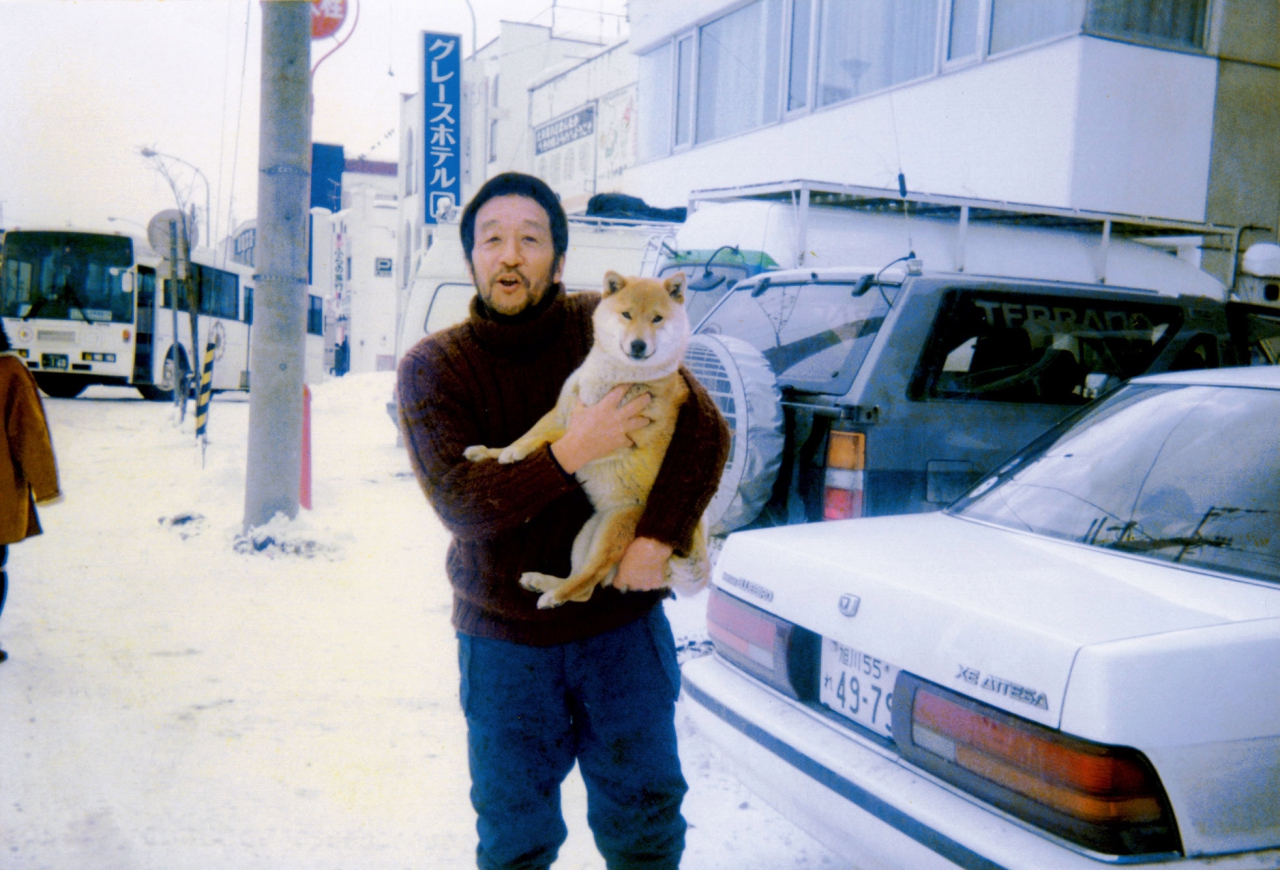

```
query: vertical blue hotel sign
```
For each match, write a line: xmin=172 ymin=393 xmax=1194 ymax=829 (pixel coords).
xmin=423 ymin=32 xmax=462 ymax=224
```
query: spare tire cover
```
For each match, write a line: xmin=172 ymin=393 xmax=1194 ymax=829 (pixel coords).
xmin=684 ymin=334 xmax=784 ymax=535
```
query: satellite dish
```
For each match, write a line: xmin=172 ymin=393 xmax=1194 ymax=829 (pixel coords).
xmin=147 ymin=208 xmax=194 ymax=254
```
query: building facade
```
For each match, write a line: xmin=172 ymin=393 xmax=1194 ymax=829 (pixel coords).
xmin=323 ymin=158 xmax=399 ymax=375
xmin=525 ymin=0 xmax=1278 ymax=286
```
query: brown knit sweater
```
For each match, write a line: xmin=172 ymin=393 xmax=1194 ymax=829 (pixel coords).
xmin=397 ymin=284 xmax=730 ymax=646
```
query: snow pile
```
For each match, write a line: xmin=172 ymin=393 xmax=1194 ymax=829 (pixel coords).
xmin=232 ymin=512 xmax=341 ymax=559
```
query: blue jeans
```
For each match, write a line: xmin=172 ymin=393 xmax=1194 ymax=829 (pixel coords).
xmin=458 ymin=606 xmax=687 ymax=870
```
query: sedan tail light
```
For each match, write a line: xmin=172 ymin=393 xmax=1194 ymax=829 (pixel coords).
xmin=707 ymin=587 xmax=817 ymax=701
xmin=893 ymin=673 xmax=1181 ymax=856
xmin=823 ymin=430 xmax=865 ymax=520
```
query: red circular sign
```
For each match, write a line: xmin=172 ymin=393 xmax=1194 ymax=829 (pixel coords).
xmin=311 ymin=0 xmax=347 ymax=39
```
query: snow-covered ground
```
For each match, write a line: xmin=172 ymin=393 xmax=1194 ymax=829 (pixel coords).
xmin=0 ymin=372 xmax=852 ymax=870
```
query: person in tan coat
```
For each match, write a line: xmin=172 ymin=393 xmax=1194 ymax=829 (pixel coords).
xmin=0 ymin=324 xmax=61 ymax=663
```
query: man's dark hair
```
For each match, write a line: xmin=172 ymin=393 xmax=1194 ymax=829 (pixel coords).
xmin=460 ymin=172 xmax=568 ymax=267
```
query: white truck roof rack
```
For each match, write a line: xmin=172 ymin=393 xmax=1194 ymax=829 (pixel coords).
xmin=687 ymin=179 xmax=1243 ymax=284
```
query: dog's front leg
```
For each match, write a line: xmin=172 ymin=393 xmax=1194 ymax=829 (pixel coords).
xmin=496 ymin=407 xmax=568 ymax=465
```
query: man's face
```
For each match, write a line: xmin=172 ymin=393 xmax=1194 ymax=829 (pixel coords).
xmin=468 ymin=194 xmax=564 ymax=316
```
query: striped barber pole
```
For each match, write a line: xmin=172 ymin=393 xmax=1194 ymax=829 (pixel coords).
xmin=195 ymin=339 xmax=216 ymax=438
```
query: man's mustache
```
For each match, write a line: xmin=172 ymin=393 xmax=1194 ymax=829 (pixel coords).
xmin=490 ymin=270 xmax=529 ymax=289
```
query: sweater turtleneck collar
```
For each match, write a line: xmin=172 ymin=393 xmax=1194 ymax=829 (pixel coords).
xmin=467 ymin=282 xmax=569 ymax=358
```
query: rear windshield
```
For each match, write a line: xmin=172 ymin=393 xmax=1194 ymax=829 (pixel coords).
xmin=953 ymin=383 xmax=1280 ymax=584
xmin=696 ymin=279 xmax=889 ymax=394
xmin=911 ymin=289 xmax=1184 ymax=405
xmin=659 ymin=261 xmax=748 ymax=327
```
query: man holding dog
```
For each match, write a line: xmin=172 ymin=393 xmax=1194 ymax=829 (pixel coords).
xmin=398 ymin=172 xmax=729 ymax=870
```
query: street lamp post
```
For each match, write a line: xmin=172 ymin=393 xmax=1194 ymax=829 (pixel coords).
xmin=141 ymin=147 xmax=213 ymax=413
xmin=459 ymin=0 xmax=476 ymax=58
xmin=140 ymin=148 xmax=211 ymax=248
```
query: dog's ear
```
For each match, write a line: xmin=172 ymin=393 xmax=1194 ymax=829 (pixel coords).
xmin=604 ymin=271 xmax=626 ymax=295
xmin=664 ymin=271 xmax=686 ymax=302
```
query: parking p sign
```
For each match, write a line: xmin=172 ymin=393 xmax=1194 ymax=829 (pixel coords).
xmin=423 ymin=32 xmax=462 ymax=225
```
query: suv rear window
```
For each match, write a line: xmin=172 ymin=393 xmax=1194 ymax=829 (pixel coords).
xmin=696 ymin=279 xmax=889 ymax=394
xmin=911 ymin=289 xmax=1184 ymax=404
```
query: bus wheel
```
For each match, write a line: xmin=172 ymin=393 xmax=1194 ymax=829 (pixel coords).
xmin=34 ymin=375 xmax=88 ymax=399
xmin=142 ymin=350 xmax=189 ymax=401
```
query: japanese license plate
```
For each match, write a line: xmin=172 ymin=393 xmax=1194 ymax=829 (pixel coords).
xmin=819 ymin=638 xmax=896 ymax=739
xmin=41 ymin=353 xmax=68 ymax=371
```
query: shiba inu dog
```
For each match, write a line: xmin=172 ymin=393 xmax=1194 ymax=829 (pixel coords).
xmin=464 ymin=270 xmax=709 ymax=608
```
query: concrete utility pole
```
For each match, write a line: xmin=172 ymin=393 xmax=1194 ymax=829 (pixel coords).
xmin=244 ymin=1 xmax=312 ymax=530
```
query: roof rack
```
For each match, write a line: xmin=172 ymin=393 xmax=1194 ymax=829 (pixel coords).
xmin=689 ymin=179 xmax=1234 ymax=237
xmin=687 ymin=179 xmax=1241 ymax=281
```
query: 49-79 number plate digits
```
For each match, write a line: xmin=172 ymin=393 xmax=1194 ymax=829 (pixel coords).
xmin=819 ymin=638 xmax=895 ymax=739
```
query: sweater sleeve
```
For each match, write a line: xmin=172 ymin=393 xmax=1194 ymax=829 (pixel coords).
xmin=634 ymin=366 xmax=730 ymax=555
xmin=397 ymin=341 xmax=581 ymax=541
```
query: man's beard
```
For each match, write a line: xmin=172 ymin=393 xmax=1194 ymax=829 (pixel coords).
xmin=481 ymin=269 xmax=547 ymax=316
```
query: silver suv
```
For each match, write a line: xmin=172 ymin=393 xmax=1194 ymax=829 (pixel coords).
xmin=682 ymin=263 xmax=1265 ymax=535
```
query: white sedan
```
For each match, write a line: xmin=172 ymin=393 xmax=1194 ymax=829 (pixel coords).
xmin=683 ymin=365 xmax=1280 ymax=869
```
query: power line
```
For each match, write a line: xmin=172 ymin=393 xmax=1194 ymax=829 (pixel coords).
xmin=222 ymin=0 xmax=253 ymax=266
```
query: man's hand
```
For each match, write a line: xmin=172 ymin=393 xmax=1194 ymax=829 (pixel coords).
xmin=550 ymin=385 xmax=650 ymax=474
xmin=613 ymin=537 xmax=674 ymax=592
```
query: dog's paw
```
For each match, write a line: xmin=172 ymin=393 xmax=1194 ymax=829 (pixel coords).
xmin=520 ymin=571 xmax=562 ymax=594
xmin=536 ymin=582 xmax=596 ymax=608
xmin=497 ymin=443 xmax=533 ymax=465
xmin=464 ymin=445 xmax=501 ymax=462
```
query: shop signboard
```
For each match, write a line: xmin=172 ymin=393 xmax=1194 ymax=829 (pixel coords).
xmin=422 ymin=32 xmax=462 ymax=224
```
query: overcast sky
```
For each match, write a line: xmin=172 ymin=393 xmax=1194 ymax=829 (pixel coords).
xmin=0 ymin=0 xmax=628 ymax=242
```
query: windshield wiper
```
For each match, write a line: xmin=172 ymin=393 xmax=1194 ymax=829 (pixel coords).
xmin=1108 ymin=535 xmax=1230 ymax=554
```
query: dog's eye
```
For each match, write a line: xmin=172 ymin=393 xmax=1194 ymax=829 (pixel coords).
xmin=622 ymin=312 xmax=632 ymax=320
xmin=652 ymin=315 xmax=663 ymax=323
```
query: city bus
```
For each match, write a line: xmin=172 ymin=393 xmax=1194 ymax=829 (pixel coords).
xmin=0 ymin=228 xmax=325 ymax=399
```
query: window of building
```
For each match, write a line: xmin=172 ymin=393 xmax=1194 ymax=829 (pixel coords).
xmin=675 ymin=34 xmax=696 ymax=147
xmin=697 ymin=0 xmax=782 ymax=143
xmin=638 ymin=41 xmax=673 ymax=159
xmin=989 ymin=0 xmax=1085 ymax=55
xmin=307 ymin=295 xmax=323 ymax=336
xmin=816 ymin=0 xmax=938 ymax=107
xmin=946 ymin=0 xmax=983 ymax=63
xmin=1084 ymin=0 xmax=1208 ymax=49
xmin=491 ymin=74 xmax=499 ymax=107
xmin=637 ymin=0 xmax=1205 ymax=162
xmin=233 ymin=228 xmax=256 ymax=267
xmin=787 ymin=0 xmax=814 ymax=112
xmin=488 ymin=118 xmax=499 ymax=163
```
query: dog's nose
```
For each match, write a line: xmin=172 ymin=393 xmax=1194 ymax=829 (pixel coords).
xmin=630 ymin=339 xmax=647 ymax=358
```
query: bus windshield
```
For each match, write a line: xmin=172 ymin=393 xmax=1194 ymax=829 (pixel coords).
xmin=1 ymin=231 xmax=134 ymax=323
